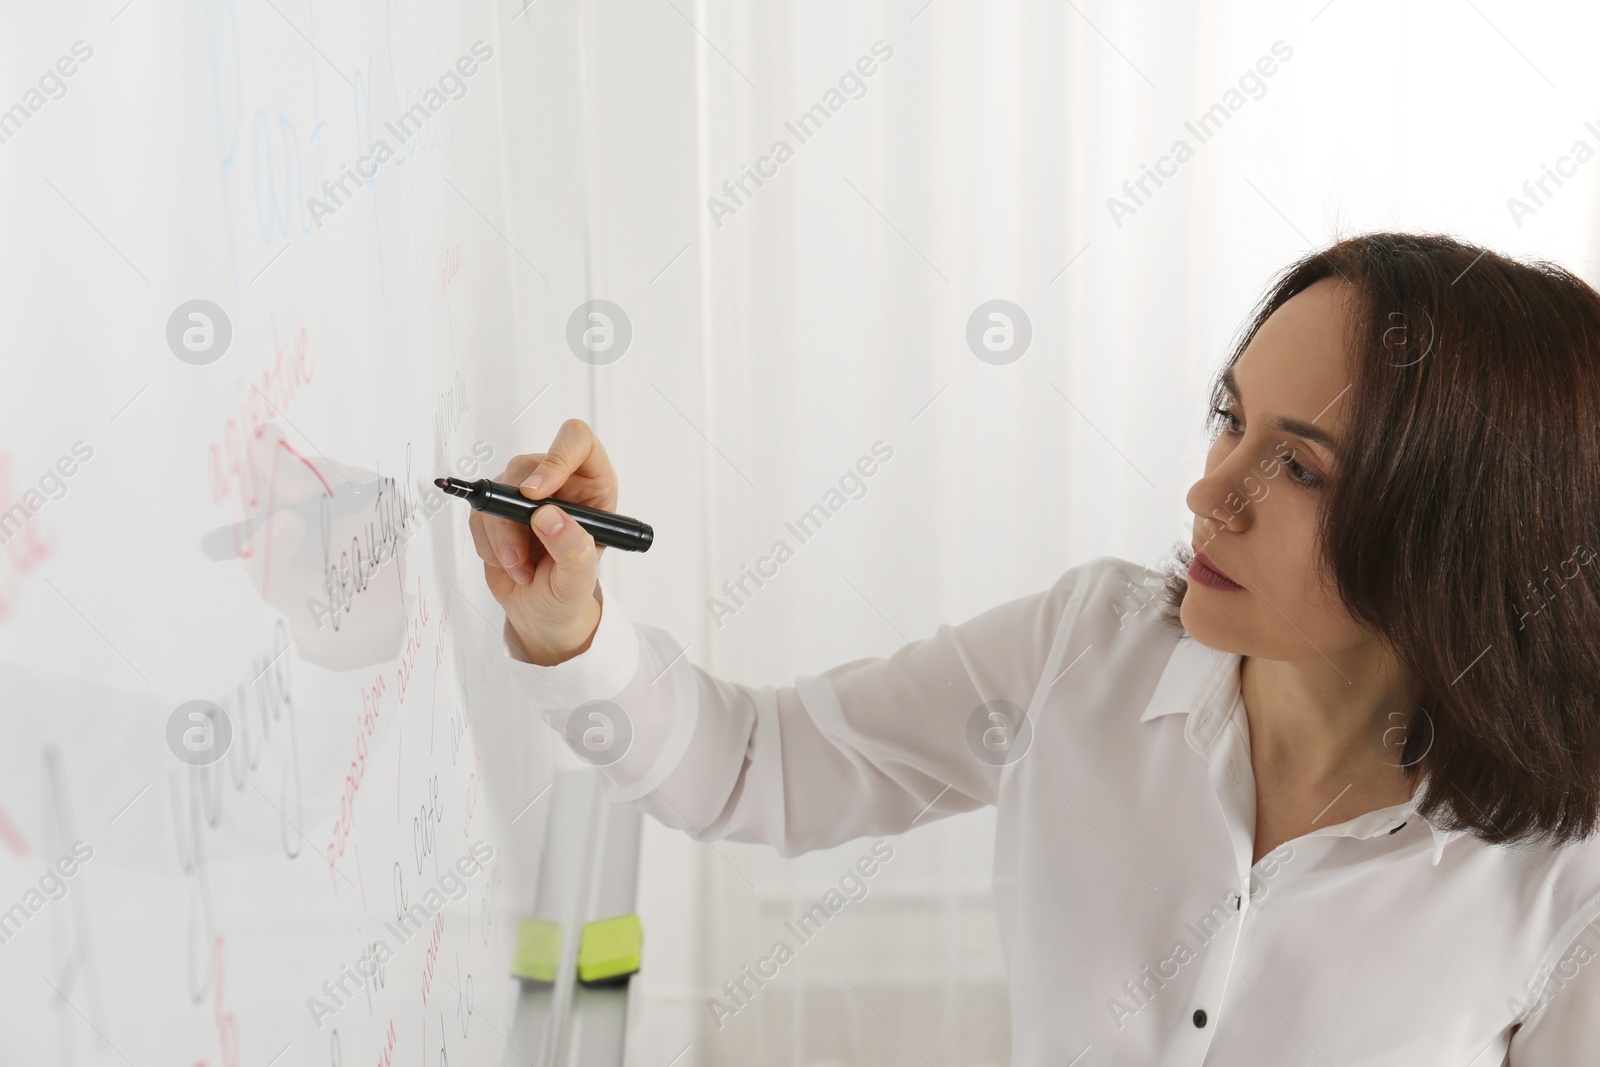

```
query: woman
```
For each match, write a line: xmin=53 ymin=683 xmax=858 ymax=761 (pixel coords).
xmin=469 ymin=232 xmax=1600 ymax=1064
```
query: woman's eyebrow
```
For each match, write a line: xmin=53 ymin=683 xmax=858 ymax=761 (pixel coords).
xmin=1220 ymin=366 xmax=1341 ymax=457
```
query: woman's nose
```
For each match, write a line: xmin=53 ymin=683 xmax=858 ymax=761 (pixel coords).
xmin=1187 ymin=452 xmax=1264 ymax=532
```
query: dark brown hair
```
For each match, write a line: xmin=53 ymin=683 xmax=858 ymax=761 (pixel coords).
xmin=1156 ymin=231 xmax=1600 ymax=847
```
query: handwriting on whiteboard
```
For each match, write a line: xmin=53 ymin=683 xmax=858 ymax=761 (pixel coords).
xmin=168 ymin=621 xmax=303 ymax=1009
xmin=326 ymin=670 xmax=387 ymax=884
xmin=419 ymin=912 xmax=444 ymax=1006
xmin=214 ymin=936 xmax=241 ymax=1067
xmin=0 ymin=452 xmax=56 ymax=623
xmin=440 ymin=246 xmax=461 ymax=296
xmin=396 ymin=580 xmax=433 ymax=705
xmin=307 ymin=841 xmax=497 ymax=1030
xmin=310 ymin=464 xmax=420 ymax=636
xmin=215 ymin=436 xmax=407 ymax=671
xmin=206 ymin=316 xmax=314 ymax=513
xmin=434 ymin=371 xmax=467 ymax=456
xmin=0 ymin=440 xmax=93 ymax=551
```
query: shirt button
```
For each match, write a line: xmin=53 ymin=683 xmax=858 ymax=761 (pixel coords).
xmin=1193 ymin=1008 xmax=1208 ymax=1028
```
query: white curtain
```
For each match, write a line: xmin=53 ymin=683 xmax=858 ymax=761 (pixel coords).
xmin=543 ymin=2 xmax=1600 ymax=1063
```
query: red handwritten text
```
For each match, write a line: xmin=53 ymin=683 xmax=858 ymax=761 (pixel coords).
xmin=441 ymin=245 xmax=461 ymax=295
xmin=374 ymin=1018 xmax=397 ymax=1067
xmin=326 ymin=672 xmax=387 ymax=884
xmin=0 ymin=453 xmax=55 ymax=623
xmin=212 ymin=936 xmax=241 ymax=1067
xmin=395 ymin=578 xmax=432 ymax=705
xmin=420 ymin=912 xmax=444 ymax=1005
xmin=206 ymin=314 xmax=314 ymax=508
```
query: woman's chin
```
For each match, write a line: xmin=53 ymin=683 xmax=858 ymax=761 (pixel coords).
xmin=1179 ymin=596 xmax=1254 ymax=656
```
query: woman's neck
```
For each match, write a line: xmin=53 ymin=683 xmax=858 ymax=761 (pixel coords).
xmin=1239 ymin=648 xmax=1421 ymax=790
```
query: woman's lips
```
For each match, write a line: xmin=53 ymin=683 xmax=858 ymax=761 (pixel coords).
xmin=1189 ymin=549 xmax=1243 ymax=591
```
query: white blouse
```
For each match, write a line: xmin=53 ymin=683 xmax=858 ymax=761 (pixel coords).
xmin=503 ymin=555 xmax=1600 ymax=1065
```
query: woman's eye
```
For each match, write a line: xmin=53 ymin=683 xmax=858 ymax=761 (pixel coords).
xmin=1285 ymin=456 xmax=1322 ymax=488
xmin=1211 ymin=406 xmax=1244 ymax=436
xmin=1211 ymin=407 xmax=1324 ymax=490
xmin=1276 ymin=445 xmax=1324 ymax=490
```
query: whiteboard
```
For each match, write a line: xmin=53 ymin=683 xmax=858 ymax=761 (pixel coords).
xmin=0 ymin=2 xmax=589 ymax=1064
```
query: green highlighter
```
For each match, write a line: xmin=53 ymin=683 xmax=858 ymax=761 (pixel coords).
xmin=511 ymin=919 xmax=563 ymax=983
xmin=577 ymin=913 xmax=644 ymax=986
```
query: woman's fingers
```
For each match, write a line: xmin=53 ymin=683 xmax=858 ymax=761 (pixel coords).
xmin=467 ymin=421 xmax=616 ymax=629
xmin=472 ymin=512 xmax=537 ymax=581
xmin=468 ymin=508 xmax=535 ymax=582
xmin=516 ymin=420 xmax=618 ymax=512
xmin=476 ymin=453 xmax=548 ymax=579
xmin=473 ymin=507 xmax=530 ymax=576
xmin=497 ymin=454 xmax=544 ymax=485
xmin=528 ymin=502 xmax=599 ymax=607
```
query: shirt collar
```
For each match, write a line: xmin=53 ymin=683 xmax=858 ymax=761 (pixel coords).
xmin=1140 ymin=634 xmax=1467 ymax=865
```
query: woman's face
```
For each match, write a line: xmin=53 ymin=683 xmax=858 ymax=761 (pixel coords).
xmin=1181 ymin=277 xmax=1370 ymax=661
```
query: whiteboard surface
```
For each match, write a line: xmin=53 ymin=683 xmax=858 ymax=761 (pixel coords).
xmin=0 ymin=2 xmax=586 ymax=1064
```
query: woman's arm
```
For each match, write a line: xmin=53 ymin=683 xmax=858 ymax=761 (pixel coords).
xmin=504 ymin=560 xmax=1103 ymax=856
xmin=1502 ymin=911 xmax=1600 ymax=1064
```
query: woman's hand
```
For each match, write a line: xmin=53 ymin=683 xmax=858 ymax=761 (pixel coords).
xmin=469 ymin=418 xmax=614 ymax=665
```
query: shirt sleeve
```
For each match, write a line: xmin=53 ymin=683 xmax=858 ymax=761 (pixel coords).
xmin=1504 ymin=914 xmax=1600 ymax=1064
xmin=502 ymin=560 xmax=1104 ymax=857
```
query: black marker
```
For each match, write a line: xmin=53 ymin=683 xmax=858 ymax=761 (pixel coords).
xmin=435 ymin=476 xmax=654 ymax=552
